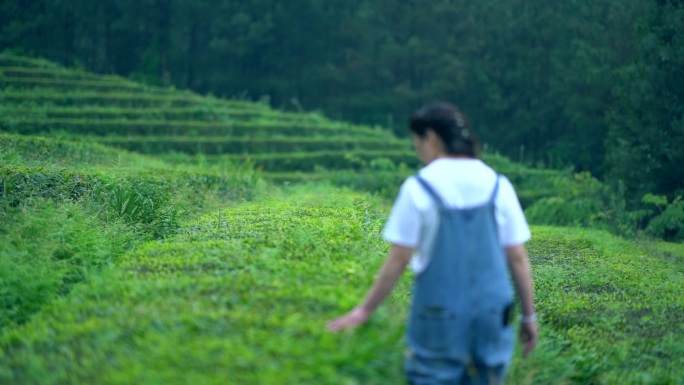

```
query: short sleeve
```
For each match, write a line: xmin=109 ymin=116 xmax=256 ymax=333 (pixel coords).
xmin=495 ymin=176 xmax=532 ymax=247
xmin=382 ymin=179 xmax=421 ymax=248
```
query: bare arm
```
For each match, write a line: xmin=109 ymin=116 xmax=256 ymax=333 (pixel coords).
xmin=505 ymin=244 xmax=538 ymax=356
xmin=327 ymin=244 xmax=413 ymax=331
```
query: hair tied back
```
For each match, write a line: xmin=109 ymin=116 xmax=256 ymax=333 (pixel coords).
xmin=454 ymin=112 xmax=469 ymax=138
xmin=455 ymin=112 xmax=466 ymax=128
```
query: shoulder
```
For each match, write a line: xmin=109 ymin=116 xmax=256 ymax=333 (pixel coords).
xmin=494 ymin=174 xmax=524 ymax=209
xmin=396 ymin=174 xmax=433 ymax=211
xmin=495 ymin=174 xmax=517 ymax=195
xmin=496 ymin=174 xmax=515 ymax=192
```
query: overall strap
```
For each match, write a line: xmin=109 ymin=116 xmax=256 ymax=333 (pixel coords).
xmin=488 ymin=174 xmax=501 ymax=204
xmin=414 ymin=175 xmax=446 ymax=209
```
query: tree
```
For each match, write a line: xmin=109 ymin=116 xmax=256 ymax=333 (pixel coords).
xmin=606 ymin=0 xmax=684 ymax=203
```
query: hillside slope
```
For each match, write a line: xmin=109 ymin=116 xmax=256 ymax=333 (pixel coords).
xmin=0 ymin=54 xmax=681 ymax=385
xmin=0 ymin=53 xmax=566 ymax=206
xmin=0 ymin=53 xmax=416 ymax=174
xmin=1 ymin=186 xmax=682 ymax=384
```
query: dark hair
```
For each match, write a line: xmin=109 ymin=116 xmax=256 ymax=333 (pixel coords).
xmin=409 ymin=101 xmax=480 ymax=158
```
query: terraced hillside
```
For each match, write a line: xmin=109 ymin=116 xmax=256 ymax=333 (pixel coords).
xmin=1 ymin=54 xmax=682 ymax=385
xmin=2 ymin=179 xmax=683 ymax=384
xmin=0 ymin=53 xmax=569 ymax=207
xmin=0 ymin=53 xmax=417 ymax=177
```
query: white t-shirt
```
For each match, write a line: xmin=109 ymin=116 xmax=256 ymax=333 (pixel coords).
xmin=382 ymin=158 xmax=531 ymax=273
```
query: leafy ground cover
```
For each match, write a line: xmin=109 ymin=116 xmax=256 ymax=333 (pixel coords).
xmin=1 ymin=54 xmax=568 ymax=210
xmin=1 ymin=184 xmax=681 ymax=384
xmin=0 ymin=53 xmax=400 ymax=181
xmin=0 ymin=132 xmax=263 ymax=331
xmin=1 ymin=54 xmax=681 ymax=384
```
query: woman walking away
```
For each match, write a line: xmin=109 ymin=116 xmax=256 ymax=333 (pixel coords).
xmin=327 ymin=101 xmax=538 ymax=385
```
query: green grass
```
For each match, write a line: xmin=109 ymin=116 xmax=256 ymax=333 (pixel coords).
xmin=0 ymin=52 xmax=570 ymax=208
xmin=1 ymin=54 xmax=681 ymax=384
xmin=1 ymin=53 xmax=403 ymax=176
xmin=0 ymin=132 xmax=264 ymax=331
xmin=0 ymin=201 xmax=133 ymax=328
xmin=1 ymin=185 xmax=682 ymax=384
xmin=0 ymin=132 xmax=169 ymax=169
xmin=524 ymin=227 xmax=683 ymax=384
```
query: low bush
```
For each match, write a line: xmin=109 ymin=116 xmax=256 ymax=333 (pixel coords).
xmin=644 ymin=195 xmax=684 ymax=242
xmin=524 ymin=172 xmax=611 ymax=227
xmin=0 ymin=135 xmax=263 ymax=331
xmin=0 ymin=187 xmax=405 ymax=385
xmin=0 ymin=118 xmax=387 ymax=138
xmin=1 ymin=76 xmax=148 ymax=93
xmin=96 ymin=136 xmax=410 ymax=155
xmin=0 ymin=166 xmax=175 ymax=235
xmin=0 ymin=89 xmax=213 ymax=108
xmin=0 ymin=201 xmax=133 ymax=328
xmin=1 ymin=164 xmax=262 ymax=239
xmin=525 ymin=227 xmax=683 ymax=384
xmin=1 ymin=65 xmax=115 ymax=81
xmin=0 ymin=132 xmax=165 ymax=169
xmin=225 ymin=151 xmax=417 ymax=172
xmin=0 ymin=189 xmax=681 ymax=384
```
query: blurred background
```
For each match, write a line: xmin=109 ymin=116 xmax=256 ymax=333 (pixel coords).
xmin=2 ymin=0 xmax=682 ymax=202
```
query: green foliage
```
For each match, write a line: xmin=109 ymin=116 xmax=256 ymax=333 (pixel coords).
xmin=1 ymin=189 xmax=682 ymax=384
xmin=606 ymin=0 xmax=684 ymax=203
xmin=0 ymin=103 xmax=681 ymax=383
xmin=0 ymin=201 xmax=133 ymax=328
xmin=0 ymin=0 xmax=645 ymax=180
xmin=519 ymin=167 xmax=684 ymax=243
xmin=644 ymin=196 xmax=684 ymax=242
xmin=0 ymin=132 xmax=168 ymax=169
xmin=2 ymin=0 xmax=681 ymax=210
xmin=603 ymin=181 xmax=651 ymax=239
xmin=0 ymin=188 xmax=407 ymax=385
xmin=0 ymin=110 xmax=389 ymax=138
xmin=642 ymin=193 xmax=669 ymax=211
xmin=482 ymin=153 xmax=562 ymax=208
xmin=526 ymin=227 xmax=683 ymax=384
xmin=369 ymin=157 xmax=397 ymax=172
xmin=524 ymin=172 xmax=610 ymax=227
xmin=5 ymin=52 xmax=682 ymax=243
xmin=0 ymin=53 xmax=407 ymax=182
xmin=0 ymin=165 xmax=176 ymax=237
xmin=96 ymin=136 xmax=409 ymax=155
xmin=92 ymin=177 xmax=180 ymax=238
xmin=0 ymin=131 xmax=263 ymax=334
xmin=1 ymin=165 xmax=97 ymax=207
xmin=0 ymin=132 xmax=263 ymax=237
xmin=218 ymin=151 xmax=415 ymax=173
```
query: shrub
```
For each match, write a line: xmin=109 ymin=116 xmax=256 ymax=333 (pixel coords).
xmin=91 ymin=177 xmax=181 ymax=238
xmin=524 ymin=172 xmax=610 ymax=227
xmin=0 ymin=201 xmax=133 ymax=327
xmin=0 ymin=166 xmax=178 ymax=237
xmin=0 ymin=163 xmax=262 ymax=238
xmin=1 ymin=191 xmax=681 ymax=384
xmin=644 ymin=195 xmax=684 ymax=242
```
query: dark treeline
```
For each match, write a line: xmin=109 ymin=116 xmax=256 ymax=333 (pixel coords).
xmin=1 ymin=0 xmax=683 ymax=204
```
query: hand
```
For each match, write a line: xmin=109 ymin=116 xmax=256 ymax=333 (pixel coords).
xmin=519 ymin=321 xmax=538 ymax=357
xmin=326 ymin=307 xmax=370 ymax=332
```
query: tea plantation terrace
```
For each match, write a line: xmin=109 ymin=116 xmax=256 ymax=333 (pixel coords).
xmin=0 ymin=53 xmax=418 ymax=177
xmin=0 ymin=53 xmax=561 ymax=205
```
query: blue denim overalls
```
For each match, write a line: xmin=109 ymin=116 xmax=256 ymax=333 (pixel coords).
xmin=406 ymin=175 xmax=515 ymax=385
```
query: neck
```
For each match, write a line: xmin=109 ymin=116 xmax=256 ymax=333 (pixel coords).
xmin=435 ymin=153 xmax=473 ymax=160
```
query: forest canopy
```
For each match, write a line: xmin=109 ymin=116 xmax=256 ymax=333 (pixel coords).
xmin=1 ymin=0 xmax=682 ymax=204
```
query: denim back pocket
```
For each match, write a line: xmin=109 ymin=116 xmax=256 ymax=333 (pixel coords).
xmin=476 ymin=303 xmax=516 ymax=366
xmin=411 ymin=307 xmax=454 ymax=353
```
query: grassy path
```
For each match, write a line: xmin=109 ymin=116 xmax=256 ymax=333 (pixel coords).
xmin=0 ymin=188 xmax=407 ymax=384
xmin=1 ymin=187 xmax=682 ymax=384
